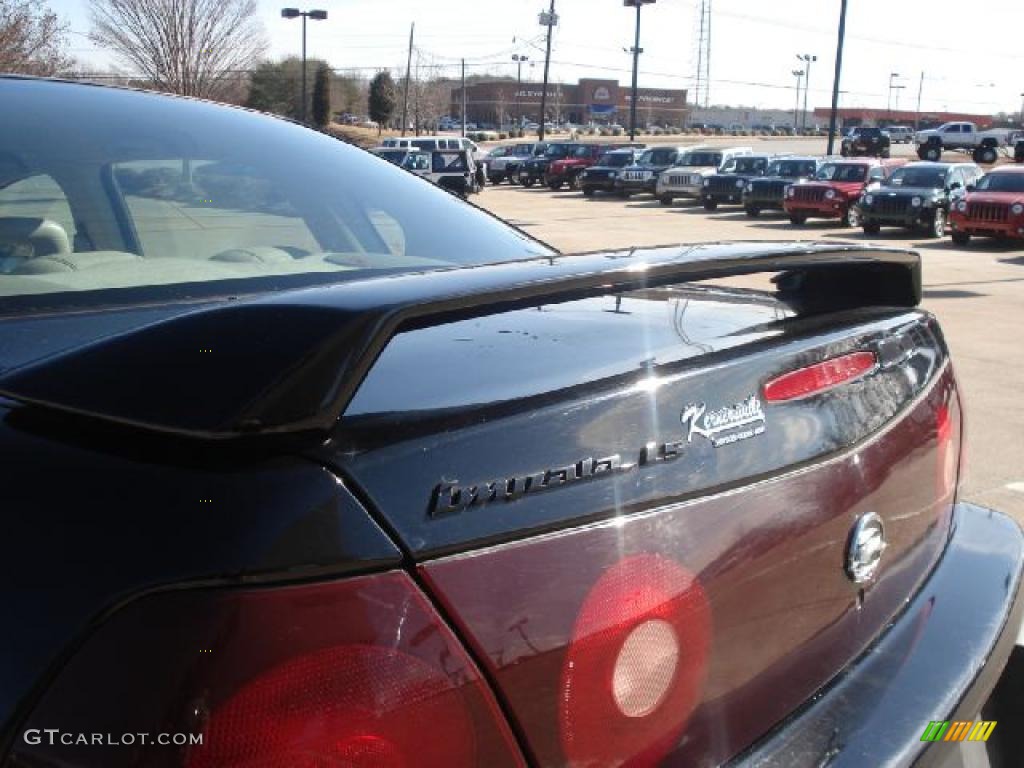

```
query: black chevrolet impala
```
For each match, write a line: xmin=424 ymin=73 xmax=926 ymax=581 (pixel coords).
xmin=0 ymin=76 xmax=1022 ymax=768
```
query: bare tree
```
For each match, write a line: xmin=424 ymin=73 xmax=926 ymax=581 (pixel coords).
xmin=88 ymin=0 xmax=267 ymax=100
xmin=0 ymin=0 xmax=73 ymax=75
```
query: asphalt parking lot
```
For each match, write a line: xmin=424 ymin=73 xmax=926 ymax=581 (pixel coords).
xmin=477 ymin=137 xmax=1024 ymax=524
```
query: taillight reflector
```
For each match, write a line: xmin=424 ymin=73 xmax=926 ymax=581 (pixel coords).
xmin=763 ymin=351 xmax=877 ymax=402
xmin=560 ymin=554 xmax=711 ymax=767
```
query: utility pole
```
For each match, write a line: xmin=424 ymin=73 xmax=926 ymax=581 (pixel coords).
xmin=538 ymin=0 xmax=557 ymax=141
xmin=825 ymin=0 xmax=848 ymax=155
xmin=461 ymin=58 xmax=467 ymax=138
xmin=914 ymin=72 xmax=924 ymax=131
xmin=401 ymin=22 xmax=415 ymax=136
xmin=624 ymin=1 xmax=656 ymax=142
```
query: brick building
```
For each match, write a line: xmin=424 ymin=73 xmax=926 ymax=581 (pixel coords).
xmin=452 ymin=77 xmax=688 ymax=126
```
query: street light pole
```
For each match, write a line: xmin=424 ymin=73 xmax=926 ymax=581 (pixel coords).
xmin=624 ymin=1 xmax=655 ymax=142
xmin=513 ymin=54 xmax=529 ymax=127
xmin=792 ymin=69 xmax=804 ymax=131
xmin=796 ymin=53 xmax=816 ymax=132
xmin=825 ymin=0 xmax=848 ymax=155
xmin=281 ymin=8 xmax=328 ymax=124
xmin=887 ymin=72 xmax=900 ymax=119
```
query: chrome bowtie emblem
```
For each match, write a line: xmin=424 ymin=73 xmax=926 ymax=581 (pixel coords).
xmin=845 ymin=512 xmax=886 ymax=584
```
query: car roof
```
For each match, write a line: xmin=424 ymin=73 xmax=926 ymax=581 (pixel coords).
xmin=903 ymin=161 xmax=958 ymax=170
xmin=988 ymin=165 xmax=1024 ymax=174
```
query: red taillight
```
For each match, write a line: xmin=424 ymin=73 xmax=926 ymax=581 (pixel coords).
xmin=12 ymin=572 xmax=524 ymax=768
xmin=763 ymin=351 xmax=877 ymax=402
xmin=560 ymin=554 xmax=711 ymax=767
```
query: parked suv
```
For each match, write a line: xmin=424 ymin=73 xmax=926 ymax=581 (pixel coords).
xmin=949 ymin=165 xmax=1024 ymax=245
xmin=700 ymin=154 xmax=774 ymax=210
xmin=617 ymin=145 xmax=688 ymax=197
xmin=546 ymin=144 xmax=606 ymax=190
xmin=579 ymin=148 xmax=643 ymax=196
xmin=783 ymin=158 xmax=905 ymax=227
xmin=886 ymin=126 xmax=914 ymax=144
xmin=656 ymin=146 xmax=752 ymax=206
xmin=742 ymin=157 xmax=822 ymax=217
xmin=859 ymin=161 xmax=983 ymax=238
xmin=841 ymin=126 xmax=891 ymax=158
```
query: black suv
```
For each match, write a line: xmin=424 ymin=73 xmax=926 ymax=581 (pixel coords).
xmin=579 ymin=149 xmax=642 ymax=196
xmin=841 ymin=127 xmax=891 ymax=158
xmin=742 ymin=157 xmax=821 ymax=217
xmin=700 ymin=154 xmax=772 ymax=210
xmin=859 ymin=161 xmax=983 ymax=238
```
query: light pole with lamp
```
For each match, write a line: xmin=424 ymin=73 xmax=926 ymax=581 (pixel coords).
xmin=281 ymin=8 xmax=328 ymax=124
xmin=792 ymin=69 xmax=804 ymax=132
xmin=796 ymin=53 xmax=816 ymax=131
xmin=623 ymin=0 xmax=656 ymax=142
xmin=512 ymin=54 xmax=529 ymax=128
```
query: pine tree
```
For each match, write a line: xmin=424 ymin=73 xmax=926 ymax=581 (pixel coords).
xmin=368 ymin=70 xmax=398 ymax=136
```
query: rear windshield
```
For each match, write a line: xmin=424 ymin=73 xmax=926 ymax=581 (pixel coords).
xmin=0 ymin=81 xmax=551 ymax=309
xmin=767 ymin=160 xmax=817 ymax=177
xmin=816 ymin=164 xmax=868 ymax=182
xmin=976 ymin=173 xmax=1024 ymax=193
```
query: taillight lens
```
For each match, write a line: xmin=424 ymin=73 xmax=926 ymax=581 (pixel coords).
xmin=763 ymin=351 xmax=877 ymax=402
xmin=11 ymin=572 xmax=524 ymax=768
xmin=560 ymin=554 xmax=711 ymax=767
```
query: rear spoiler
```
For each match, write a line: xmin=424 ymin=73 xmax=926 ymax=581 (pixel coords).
xmin=0 ymin=242 xmax=920 ymax=441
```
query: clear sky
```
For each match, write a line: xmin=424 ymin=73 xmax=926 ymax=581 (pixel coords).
xmin=51 ymin=0 xmax=1023 ymax=115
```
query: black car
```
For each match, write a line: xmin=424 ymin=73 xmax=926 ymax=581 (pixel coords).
xmin=616 ymin=146 xmax=685 ymax=197
xmin=859 ymin=161 xmax=983 ymax=238
xmin=841 ymin=126 xmax=891 ymax=158
xmin=2 ymin=77 xmax=1023 ymax=768
xmin=518 ymin=142 xmax=576 ymax=188
xmin=742 ymin=157 xmax=822 ymax=216
xmin=700 ymin=154 xmax=773 ymax=210
xmin=1015 ymin=137 xmax=1024 ymax=163
xmin=579 ymin=149 xmax=641 ymax=196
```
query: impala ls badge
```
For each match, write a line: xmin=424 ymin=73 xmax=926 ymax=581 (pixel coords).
xmin=845 ymin=512 xmax=887 ymax=584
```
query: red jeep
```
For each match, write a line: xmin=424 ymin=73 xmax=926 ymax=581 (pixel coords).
xmin=545 ymin=144 xmax=605 ymax=191
xmin=784 ymin=158 xmax=905 ymax=227
xmin=949 ymin=165 xmax=1024 ymax=245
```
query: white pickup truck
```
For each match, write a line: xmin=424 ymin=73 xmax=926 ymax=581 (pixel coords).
xmin=915 ymin=122 xmax=1013 ymax=164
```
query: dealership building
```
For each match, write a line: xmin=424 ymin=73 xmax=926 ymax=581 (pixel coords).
xmin=452 ymin=78 xmax=688 ymax=126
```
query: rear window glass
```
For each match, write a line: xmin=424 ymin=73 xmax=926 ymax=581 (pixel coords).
xmin=0 ymin=81 xmax=551 ymax=309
